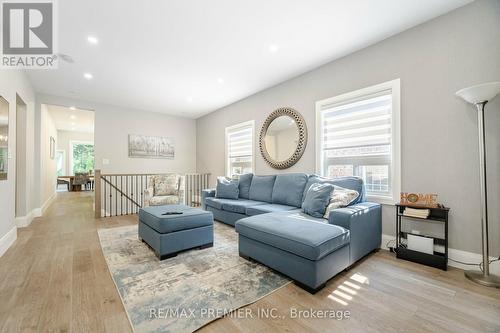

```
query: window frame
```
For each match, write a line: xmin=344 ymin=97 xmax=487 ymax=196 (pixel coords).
xmin=56 ymin=149 xmax=66 ymax=176
xmin=225 ymin=120 xmax=255 ymax=178
xmin=315 ymin=79 xmax=401 ymax=205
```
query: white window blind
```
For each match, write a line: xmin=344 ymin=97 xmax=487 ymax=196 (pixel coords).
xmin=316 ymin=80 xmax=400 ymax=203
xmin=226 ymin=121 xmax=254 ymax=177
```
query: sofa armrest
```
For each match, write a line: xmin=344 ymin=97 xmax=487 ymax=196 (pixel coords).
xmin=177 ymin=175 xmax=185 ymax=205
xmin=144 ymin=188 xmax=154 ymax=207
xmin=328 ymin=202 xmax=382 ymax=264
xmin=201 ymin=189 xmax=216 ymax=210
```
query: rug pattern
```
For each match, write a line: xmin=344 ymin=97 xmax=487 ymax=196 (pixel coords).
xmin=98 ymin=222 xmax=290 ymax=333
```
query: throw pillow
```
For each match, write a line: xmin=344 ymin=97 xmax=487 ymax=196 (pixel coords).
xmin=248 ymin=175 xmax=276 ymax=203
xmin=238 ymin=173 xmax=253 ymax=199
xmin=215 ymin=177 xmax=239 ymax=199
xmin=301 ymin=183 xmax=334 ymax=218
xmin=323 ymin=186 xmax=360 ymax=219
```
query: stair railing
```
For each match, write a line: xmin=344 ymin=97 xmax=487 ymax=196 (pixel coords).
xmin=94 ymin=170 xmax=211 ymax=218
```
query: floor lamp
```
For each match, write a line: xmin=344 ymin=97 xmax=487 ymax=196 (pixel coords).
xmin=456 ymin=81 xmax=500 ymax=288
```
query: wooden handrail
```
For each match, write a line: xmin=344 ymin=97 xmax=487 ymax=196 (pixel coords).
xmin=95 ymin=172 xmax=207 ymax=177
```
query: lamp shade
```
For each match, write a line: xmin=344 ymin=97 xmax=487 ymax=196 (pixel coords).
xmin=456 ymin=82 xmax=500 ymax=104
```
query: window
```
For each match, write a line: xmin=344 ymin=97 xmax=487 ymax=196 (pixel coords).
xmin=70 ymin=141 xmax=94 ymax=175
xmin=225 ymin=120 xmax=254 ymax=178
xmin=316 ymin=79 xmax=400 ymax=204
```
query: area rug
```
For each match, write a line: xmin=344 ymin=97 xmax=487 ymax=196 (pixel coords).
xmin=97 ymin=222 xmax=290 ymax=333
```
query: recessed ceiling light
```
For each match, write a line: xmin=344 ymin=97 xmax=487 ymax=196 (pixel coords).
xmin=186 ymin=97 xmax=193 ymax=103
xmin=71 ymin=122 xmax=76 ymax=126
xmin=87 ymin=36 xmax=99 ymax=45
xmin=83 ymin=72 xmax=93 ymax=80
xmin=70 ymin=115 xmax=76 ymax=120
xmin=269 ymin=44 xmax=279 ymax=53
xmin=217 ymin=78 xmax=225 ymax=84
xmin=71 ymin=127 xmax=76 ymax=131
xmin=69 ymin=106 xmax=76 ymax=110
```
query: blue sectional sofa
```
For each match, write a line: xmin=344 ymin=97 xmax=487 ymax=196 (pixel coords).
xmin=202 ymin=173 xmax=381 ymax=293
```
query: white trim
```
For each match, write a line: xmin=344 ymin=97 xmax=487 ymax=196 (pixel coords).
xmin=32 ymin=208 xmax=42 ymax=217
xmin=15 ymin=209 xmax=37 ymax=228
xmin=315 ymin=79 xmax=401 ymax=204
xmin=40 ymin=191 xmax=56 ymax=215
xmin=224 ymin=120 xmax=255 ymax=178
xmin=0 ymin=227 xmax=17 ymax=258
xmin=56 ymin=149 xmax=66 ymax=176
xmin=30 ymin=193 xmax=56 ymax=219
xmin=380 ymin=233 xmax=499 ymax=274
xmin=69 ymin=140 xmax=94 ymax=175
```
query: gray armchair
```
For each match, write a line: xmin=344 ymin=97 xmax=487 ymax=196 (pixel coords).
xmin=144 ymin=174 xmax=184 ymax=207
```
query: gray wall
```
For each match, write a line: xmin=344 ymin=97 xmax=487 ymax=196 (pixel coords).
xmin=0 ymin=70 xmax=36 ymax=245
xmin=36 ymin=94 xmax=197 ymax=177
xmin=196 ymin=0 xmax=500 ymax=255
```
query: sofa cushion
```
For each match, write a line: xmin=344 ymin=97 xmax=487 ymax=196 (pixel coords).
xmin=149 ymin=195 xmax=180 ymax=206
xmin=271 ymin=173 xmax=308 ymax=208
xmin=235 ymin=211 xmax=350 ymax=261
xmin=303 ymin=176 xmax=365 ymax=205
xmin=246 ymin=203 xmax=298 ymax=216
xmin=302 ymin=183 xmax=334 ymax=218
xmin=205 ymin=197 xmax=235 ymax=210
xmin=221 ymin=200 xmax=265 ymax=214
xmin=249 ymin=175 xmax=276 ymax=203
xmin=215 ymin=177 xmax=239 ymax=199
xmin=238 ymin=173 xmax=253 ymax=199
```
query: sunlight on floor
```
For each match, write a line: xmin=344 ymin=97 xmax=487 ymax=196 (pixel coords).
xmin=350 ymin=272 xmax=369 ymax=284
xmin=328 ymin=272 xmax=370 ymax=306
xmin=328 ymin=295 xmax=349 ymax=306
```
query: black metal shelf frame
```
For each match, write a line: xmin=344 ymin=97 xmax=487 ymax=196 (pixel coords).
xmin=395 ymin=204 xmax=450 ymax=271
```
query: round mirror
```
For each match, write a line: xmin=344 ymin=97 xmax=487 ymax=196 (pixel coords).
xmin=264 ymin=116 xmax=299 ymax=163
xmin=260 ymin=108 xmax=307 ymax=169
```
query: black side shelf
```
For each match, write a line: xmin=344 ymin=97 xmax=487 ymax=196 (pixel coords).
xmin=395 ymin=247 xmax=447 ymax=270
xmin=395 ymin=204 xmax=449 ymax=271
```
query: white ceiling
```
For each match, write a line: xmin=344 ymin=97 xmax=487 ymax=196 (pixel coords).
xmin=27 ymin=0 xmax=471 ymax=118
xmin=46 ymin=105 xmax=94 ymax=133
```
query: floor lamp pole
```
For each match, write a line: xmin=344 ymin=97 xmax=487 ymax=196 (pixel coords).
xmin=464 ymin=101 xmax=500 ymax=287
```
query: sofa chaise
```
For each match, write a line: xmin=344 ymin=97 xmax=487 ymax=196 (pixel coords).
xmin=202 ymin=173 xmax=381 ymax=293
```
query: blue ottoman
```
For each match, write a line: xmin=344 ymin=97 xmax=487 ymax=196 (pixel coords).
xmin=138 ymin=205 xmax=213 ymax=260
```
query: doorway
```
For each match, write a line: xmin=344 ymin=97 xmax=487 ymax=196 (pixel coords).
xmin=44 ymin=104 xmax=95 ymax=192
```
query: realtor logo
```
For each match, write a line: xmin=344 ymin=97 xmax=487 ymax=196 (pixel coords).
xmin=1 ymin=0 xmax=57 ymax=68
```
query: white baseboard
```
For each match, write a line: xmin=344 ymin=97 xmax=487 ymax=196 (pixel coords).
xmin=15 ymin=209 xmax=37 ymax=228
xmin=32 ymin=208 xmax=42 ymax=217
xmin=40 ymin=192 xmax=56 ymax=215
xmin=381 ymin=234 xmax=396 ymax=250
xmin=381 ymin=234 xmax=499 ymax=274
xmin=0 ymin=227 xmax=17 ymax=258
xmin=100 ymin=208 xmax=111 ymax=217
xmin=28 ymin=192 xmax=56 ymax=222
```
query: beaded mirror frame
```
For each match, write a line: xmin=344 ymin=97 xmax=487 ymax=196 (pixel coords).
xmin=259 ymin=107 xmax=307 ymax=169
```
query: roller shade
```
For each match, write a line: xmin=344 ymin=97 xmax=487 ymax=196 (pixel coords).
xmin=228 ymin=126 xmax=253 ymax=158
xmin=320 ymin=92 xmax=392 ymax=151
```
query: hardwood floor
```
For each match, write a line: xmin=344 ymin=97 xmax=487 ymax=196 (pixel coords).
xmin=1 ymin=191 xmax=499 ymax=333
